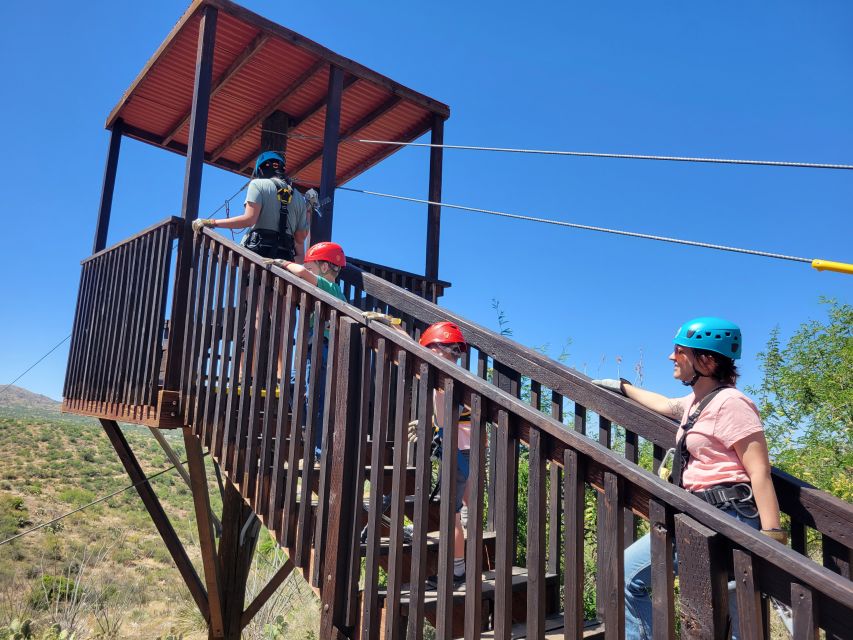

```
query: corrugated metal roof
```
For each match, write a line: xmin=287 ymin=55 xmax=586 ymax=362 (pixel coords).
xmin=109 ymin=0 xmax=450 ymax=187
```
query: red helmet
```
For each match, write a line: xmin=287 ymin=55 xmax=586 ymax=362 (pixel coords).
xmin=305 ymin=241 xmax=346 ymax=268
xmin=419 ymin=321 xmax=466 ymax=348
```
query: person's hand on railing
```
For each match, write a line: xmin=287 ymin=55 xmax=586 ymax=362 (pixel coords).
xmin=263 ymin=258 xmax=292 ymax=269
xmin=592 ymin=378 xmax=632 ymax=395
xmin=192 ymin=218 xmax=216 ymax=233
xmin=362 ymin=311 xmax=402 ymax=326
xmin=761 ymin=528 xmax=789 ymax=545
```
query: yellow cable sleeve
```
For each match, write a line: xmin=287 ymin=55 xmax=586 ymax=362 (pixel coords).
xmin=811 ymin=259 xmax=853 ymax=275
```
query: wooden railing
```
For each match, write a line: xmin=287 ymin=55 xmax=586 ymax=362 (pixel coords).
xmin=177 ymin=228 xmax=851 ymax=639
xmin=346 ymin=257 xmax=451 ymax=304
xmin=63 ymin=220 xmax=851 ymax=638
xmin=345 ymin=267 xmax=853 ymax=587
xmin=62 ymin=217 xmax=181 ymax=426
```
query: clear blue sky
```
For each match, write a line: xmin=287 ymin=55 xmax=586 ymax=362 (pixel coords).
xmin=1 ymin=1 xmax=850 ymax=401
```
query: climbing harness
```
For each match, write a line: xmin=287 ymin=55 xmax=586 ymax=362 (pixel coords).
xmin=670 ymin=386 xmax=727 ymax=488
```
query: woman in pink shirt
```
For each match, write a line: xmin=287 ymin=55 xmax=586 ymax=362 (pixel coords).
xmin=595 ymin=317 xmax=784 ymax=640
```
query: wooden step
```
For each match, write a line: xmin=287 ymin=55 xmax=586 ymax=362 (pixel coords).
xmin=381 ymin=566 xmax=561 ymax=638
xmin=480 ymin=615 xmax=605 ymax=639
xmin=360 ymin=531 xmax=497 ymax=583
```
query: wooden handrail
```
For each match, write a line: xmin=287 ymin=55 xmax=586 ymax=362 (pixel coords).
xmin=345 ymin=267 xmax=853 ymax=549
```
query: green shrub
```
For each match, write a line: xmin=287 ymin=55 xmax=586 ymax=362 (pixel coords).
xmin=56 ymin=488 xmax=94 ymax=508
xmin=28 ymin=575 xmax=78 ymax=610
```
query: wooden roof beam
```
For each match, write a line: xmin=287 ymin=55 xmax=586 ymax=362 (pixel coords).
xmin=289 ymin=95 xmax=403 ymax=180
xmin=205 ymin=0 xmax=449 ymax=119
xmin=163 ymin=32 xmax=270 ymax=146
xmin=236 ymin=72 xmax=359 ymax=173
xmin=209 ymin=58 xmax=326 ymax=162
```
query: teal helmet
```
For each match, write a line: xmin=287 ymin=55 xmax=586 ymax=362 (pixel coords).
xmin=674 ymin=317 xmax=742 ymax=360
xmin=253 ymin=151 xmax=285 ymax=177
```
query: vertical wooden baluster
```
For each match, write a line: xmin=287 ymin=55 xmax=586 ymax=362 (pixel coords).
xmin=232 ymin=263 xmax=259 ymax=483
xmin=732 ymin=549 xmax=765 ymax=640
xmin=283 ymin=292 xmax=310 ymax=547
xmin=242 ymin=269 xmax=271 ymax=508
xmin=384 ymin=348 xmax=412 ymax=639
xmin=406 ymin=363 xmax=434 ymax=640
xmin=202 ymin=245 xmax=227 ymax=447
xmin=547 ymin=391 xmax=563 ymax=579
xmin=268 ymin=283 xmax=297 ymax=537
xmin=623 ymin=429 xmax=638 ymax=545
xmin=192 ymin=237 xmax=218 ymax=432
xmin=312 ymin=308 xmax=339 ymax=588
xmin=146 ymin=226 xmax=173 ymax=407
xmin=211 ymin=251 xmax=238 ymax=460
xmin=361 ymin=338 xmax=391 ymax=640
xmin=602 ymin=472 xmax=625 ymax=640
xmin=596 ymin=416 xmax=612 ymax=620
xmin=494 ymin=409 xmax=517 ymax=640
xmin=673 ymin=514 xmax=729 ymax=638
xmin=345 ymin=327 xmax=374 ymax=627
xmin=464 ymin=393 xmax=485 ymax=640
xmin=121 ymin=240 xmax=143 ymax=407
xmin=790 ymin=520 xmax=806 ymax=555
xmin=133 ymin=232 xmax=159 ymax=409
xmin=436 ymin=377 xmax=459 ymax=640
xmin=223 ymin=257 xmax=249 ymax=475
xmin=648 ymin=499 xmax=675 ymax=640
xmin=319 ymin=317 xmax=362 ymax=640
xmin=255 ymin=276 xmax=284 ymax=519
xmin=822 ymin=535 xmax=852 ymax=579
xmin=563 ymin=447 xmax=585 ymax=638
xmin=527 ymin=427 xmax=547 ymax=640
xmin=791 ymin=583 xmax=818 ymax=640
xmin=297 ymin=301 xmax=326 ymax=565
xmin=182 ymin=234 xmax=207 ymax=423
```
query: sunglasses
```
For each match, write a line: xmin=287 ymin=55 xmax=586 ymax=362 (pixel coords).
xmin=436 ymin=343 xmax=464 ymax=358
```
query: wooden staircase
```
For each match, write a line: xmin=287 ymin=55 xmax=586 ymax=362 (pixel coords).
xmin=64 ymin=221 xmax=853 ymax=639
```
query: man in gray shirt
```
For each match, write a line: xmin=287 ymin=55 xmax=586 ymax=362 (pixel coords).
xmin=193 ymin=151 xmax=310 ymax=262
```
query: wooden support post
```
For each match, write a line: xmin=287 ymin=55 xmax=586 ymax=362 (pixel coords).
xmin=99 ymin=420 xmax=209 ymax=621
xmin=92 ymin=119 xmax=123 ymax=253
xmin=424 ymin=115 xmax=445 ymax=281
xmin=673 ymin=514 xmax=729 ymax=640
xmin=320 ymin=317 xmax=362 ymax=640
xmin=218 ymin=478 xmax=261 ymax=639
xmin=183 ymin=427 xmax=225 ymax=639
xmin=312 ymin=65 xmax=343 ymax=244
xmin=164 ymin=4 xmax=217 ymax=391
xmin=260 ymin=110 xmax=289 ymax=158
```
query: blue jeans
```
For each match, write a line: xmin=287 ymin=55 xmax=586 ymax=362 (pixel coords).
xmin=624 ymin=504 xmax=760 ymax=640
xmin=292 ymin=339 xmax=328 ymax=458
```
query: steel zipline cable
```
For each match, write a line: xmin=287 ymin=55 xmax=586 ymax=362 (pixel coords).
xmin=0 ymin=456 xmax=201 ymax=547
xmin=265 ymin=130 xmax=853 ymax=171
xmin=338 ymin=186 xmax=839 ymax=267
xmin=0 ymin=334 xmax=71 ymax=401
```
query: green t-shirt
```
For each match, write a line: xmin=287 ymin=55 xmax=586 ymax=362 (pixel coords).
xmin=316 ymin=276 xmax=346 ymax=302
xmin=313 ymin=276 xmax=346 ymax=338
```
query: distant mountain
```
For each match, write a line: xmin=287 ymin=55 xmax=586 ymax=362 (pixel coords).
xmin=0 ymin=385 xmax=61 ymax=411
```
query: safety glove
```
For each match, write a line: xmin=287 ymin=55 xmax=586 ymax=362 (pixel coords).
xmin=761 ymin=528 xmax=789 ymax=545
xmin=362 ymin=311 xmax=402 ymax=326
xmin=263 ymin=258 xmax=291 ymax=269
xmin=591 ymin=378 xmax=631 ymax=395
xmin=305 ymin=188 xmax=320 ymax=211
xmin=191 ymin=218 xmax=216 ymax=233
